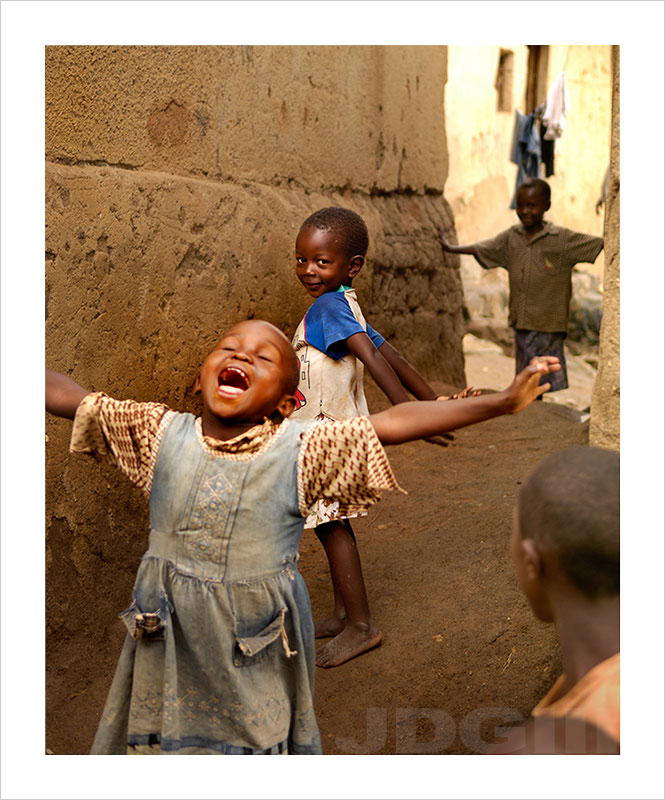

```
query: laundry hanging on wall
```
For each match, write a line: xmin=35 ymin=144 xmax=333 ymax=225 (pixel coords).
xmin=542 ymin=72 xmax=569 ymax=140
xmin=539 ymin=72 xmax=570 ymax=178
xmin=539 ymin=121 xmax=556 ymax=177
xmin=508 ymin=72 xmax=570 ymax=203
xmin=509 ymin=109 xmax=541 ymax=209
xmin=533 ymin=103 xmax=555 ymax=177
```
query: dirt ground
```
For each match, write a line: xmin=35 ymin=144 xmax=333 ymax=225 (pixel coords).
xmin=45 ymin=363 xmax=589 ymax=756
xmin=302 ymin=378 xmax=588 ymax=755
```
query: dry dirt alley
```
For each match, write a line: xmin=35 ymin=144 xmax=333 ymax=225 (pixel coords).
xmin=302 ymin=380 xmax=588 ymax=755
xmin=46 ymin=380 xmax=588 ymax=755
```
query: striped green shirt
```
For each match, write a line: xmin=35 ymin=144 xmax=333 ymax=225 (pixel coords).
xmin=474 ymin=221 xmax=604 ymax=332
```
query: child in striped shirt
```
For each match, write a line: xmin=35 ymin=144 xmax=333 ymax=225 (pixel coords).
xmin=439 ymin=178 xmax=603 ymax=393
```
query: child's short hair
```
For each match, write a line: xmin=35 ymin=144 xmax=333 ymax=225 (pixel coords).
xmin=517 ymin=446 xmax=619 ymax=599
xmin=518 ymin=177 xmax=551 ymax=205
xmin=299 ymin=207 xmax=369 ymax=258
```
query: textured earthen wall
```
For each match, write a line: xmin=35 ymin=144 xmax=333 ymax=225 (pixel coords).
xmin=589 ymin=47 xmax=620 ymax=449
xmin=45 ymin=45 xmax=464 ymax=752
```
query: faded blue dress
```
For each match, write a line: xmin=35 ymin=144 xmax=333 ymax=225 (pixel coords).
xmin=69 ymin=395 xmax=399 ymax=755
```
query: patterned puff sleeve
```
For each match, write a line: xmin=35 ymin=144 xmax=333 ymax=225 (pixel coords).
xmin=69 ymin=392 xmax=171 ymax=496
xmin=296 ymin=416 xmax=405 ymax=519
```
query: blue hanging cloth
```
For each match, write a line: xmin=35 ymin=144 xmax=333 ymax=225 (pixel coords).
xmin=509 ymin=109 xmax=541 ymax=209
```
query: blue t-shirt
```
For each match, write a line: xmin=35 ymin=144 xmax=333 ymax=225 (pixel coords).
xmin=302 ymin=288 xmax=385 ymax=360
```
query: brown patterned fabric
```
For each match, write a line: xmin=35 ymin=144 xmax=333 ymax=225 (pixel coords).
xmin=474 ymin=222 xmax=603 ymax=332
xmin=71 ymin=395 xmax=403 ymax=514
xmin=195 ymin=416 xmax=287 ymax=461
xmin=70 ymin=393 xmax=170 ymax=495
xmin=297 ymin=416 xmax=404 ymax=519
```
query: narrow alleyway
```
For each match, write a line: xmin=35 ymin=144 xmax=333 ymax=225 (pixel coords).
xmin=304 ymin=375 xmax=589 ymax=754
xmin=45 ymin=366 xmax=589 ymax=756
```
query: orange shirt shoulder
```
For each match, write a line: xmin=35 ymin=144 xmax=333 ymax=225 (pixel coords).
xmin=531 ymin=652 xmax=619 ymax=743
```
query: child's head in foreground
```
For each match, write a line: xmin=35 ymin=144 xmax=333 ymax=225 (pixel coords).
xmin=196 ymin=319 xmax=300 ymax=426
xmin=515 ymin=178 xmax=551 ymax=230
xmin=512 ymin=445 xmax=620 ymax=621
xmin=295 ymin=207 xmax=369 ymax=299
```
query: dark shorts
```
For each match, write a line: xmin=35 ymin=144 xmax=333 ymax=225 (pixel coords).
xmin=514 ymin=329 xmax=568 ymax=392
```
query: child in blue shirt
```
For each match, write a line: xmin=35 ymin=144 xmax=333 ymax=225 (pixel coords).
xmin=291 ymin=207 xmax=475 ymax=668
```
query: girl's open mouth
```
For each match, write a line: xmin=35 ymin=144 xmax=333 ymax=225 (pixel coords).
xmin=217 ymin=366 xmax=250 ymax=396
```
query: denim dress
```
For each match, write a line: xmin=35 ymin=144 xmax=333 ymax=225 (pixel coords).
xmin=90 ymin=412 xmax=322 ymax=755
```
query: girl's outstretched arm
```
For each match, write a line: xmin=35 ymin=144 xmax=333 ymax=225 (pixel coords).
xmin=369 ymin=357 xmax=560 ymax=445
xmin=347 ymin=333 xmax=453 ymax=447
xmin=46 ymin=368 xmax=91 ymax=419
xmin=378 ymin=340 xmax=479 ymax=402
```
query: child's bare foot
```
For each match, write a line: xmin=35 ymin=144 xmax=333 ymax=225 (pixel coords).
xmin=315 ymin=621 xmax=382 ymax=668
xmin=314 ymin=613 xmax=345 ymax=639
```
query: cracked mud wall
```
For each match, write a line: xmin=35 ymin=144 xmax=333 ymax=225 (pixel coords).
xmin=589 ymin=47 xmax=619 ymax=450
xmin=45 ymin=45 xmax=463 ymax=752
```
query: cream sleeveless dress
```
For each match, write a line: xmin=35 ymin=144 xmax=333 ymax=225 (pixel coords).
xmin=291 ymin=288 xmax=371 ymax=528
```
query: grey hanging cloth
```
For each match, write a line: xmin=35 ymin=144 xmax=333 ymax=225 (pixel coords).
xmin=509 ymin=110 xmax=541 ymax=209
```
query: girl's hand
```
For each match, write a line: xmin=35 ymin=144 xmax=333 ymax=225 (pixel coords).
xmin=506 ymin=357 xmax=561 ymax=413
xmin=437 ymin=387 xmax=482 ymax=401
xmin=455 ymin=387 xmax=482 ymax=399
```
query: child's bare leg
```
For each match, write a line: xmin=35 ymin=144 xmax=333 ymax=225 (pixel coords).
xmin=314 ymin=520 xmax=382 ymax=668
xmin=313 ymin=521 xmax=347 ymax=638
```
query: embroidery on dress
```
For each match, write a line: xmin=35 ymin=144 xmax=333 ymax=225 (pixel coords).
xmin=182 ymin=471 xmax=237 ymax=561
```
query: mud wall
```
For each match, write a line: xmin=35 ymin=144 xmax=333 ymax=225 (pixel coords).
xmin=589 ymin=47 xmax=620 ymax=449
xmin=45 ymin=45 xmax=464 ymax=752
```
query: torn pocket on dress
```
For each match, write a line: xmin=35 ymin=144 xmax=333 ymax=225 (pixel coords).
xmin=233 ymin=607 xmax=297 ymax=667
xmin=119 ymin=597 xmax=170 ymax=641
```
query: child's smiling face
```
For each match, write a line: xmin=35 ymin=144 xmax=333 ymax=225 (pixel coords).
xmin=197 ymin=320 xmax=297 ymax=437
xmin=295 ymin=226 xmax=363 ymax=298
xmin=515 ymin=185 xmax=550 ymax=231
